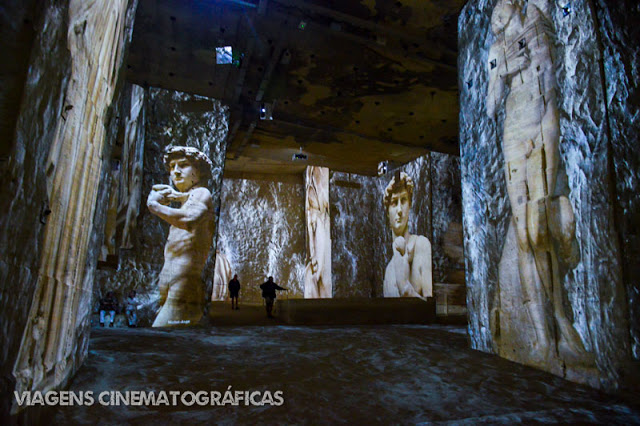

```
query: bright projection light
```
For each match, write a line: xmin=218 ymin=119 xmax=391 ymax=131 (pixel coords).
xmin=216 ymin=46 xmax=233 ymax=64
xmin=378 ymin=161 xmax=388 ymax=176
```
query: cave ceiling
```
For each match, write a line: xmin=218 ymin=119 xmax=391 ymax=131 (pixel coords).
xmin=127 ymin=0 xmax=464 ymax=177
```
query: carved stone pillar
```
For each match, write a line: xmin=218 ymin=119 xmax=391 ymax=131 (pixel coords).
xmin=12 ymin=0 xmax=136 ymax=404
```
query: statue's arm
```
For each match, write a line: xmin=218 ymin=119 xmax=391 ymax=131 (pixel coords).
xmin=411 ymin=236 xmax=433 ymax=298
xmin=147 ymin=187 xmax=212 ymax=230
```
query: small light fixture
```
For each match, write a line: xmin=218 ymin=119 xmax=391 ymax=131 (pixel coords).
xmin=259 ymin=102 xmax=273 ymax=120
xmin=298 ymin=20 xmax=307 ymax=30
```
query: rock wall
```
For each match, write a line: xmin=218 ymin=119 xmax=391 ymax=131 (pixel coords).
xmin=330 ymin=171 xmax=387 ymax=298
xmin=0 ymin=0 xmax=39 ymax=160
xmin=594 ymin=0 xmax=640 ymax=363
xmin=0 ymin=1 xmax=72 ymax=418
xmin=216 ymin=176 xmax=307 ymax=304
xmin=95 ymin=87 xmax=229 ymax=325
xmin=459 ymin=0 xmax=637 ymax=390
xmin=215 ymin=152 xmax=462 ymax=303
xmin=0 ymin=0 xmax=138 ymax=417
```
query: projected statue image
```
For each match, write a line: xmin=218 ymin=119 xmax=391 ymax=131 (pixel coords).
xmin=211 ymin=250 xmax=232 ymax=301
xmin=147 ymin=146 xmax=215 ymax=327
xmin=487 ymin=0 xmax=591 ymax=364
xmin=304 ymin=166 xmax=332 ymax=298
xmin=383 ymin=171 xmax=432 ymax=298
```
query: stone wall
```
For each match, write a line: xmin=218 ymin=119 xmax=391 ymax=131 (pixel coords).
xmin=0 ymin=0 xmax=138 ymax=418
xmin=330 ymin=171 xmax=387 ymax=298
xmin=458 ymin=0 xmax=637 ymax=390
xmin=0 ymin=1 xmax=72 ymax=418
xmin=595 ymin=0 xmax=640 ymax=363
xmin=216 ymin=176 xmax=307 ymax=304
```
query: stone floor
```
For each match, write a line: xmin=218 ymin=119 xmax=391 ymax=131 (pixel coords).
xmin=51 ymin=324 xmax=640 ymax=424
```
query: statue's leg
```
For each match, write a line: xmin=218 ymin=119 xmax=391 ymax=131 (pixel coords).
xmin=525 ymin=146 xmax=554 ymax=301
xmin=539 ymin=106 xmax=593 ymax=364
xmin=157 ymin=269 xmax=170 ymax=306
xmin=506 ymin=155 xmax=552 ymax=352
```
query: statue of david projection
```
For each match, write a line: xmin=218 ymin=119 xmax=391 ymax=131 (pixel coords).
xmin=383 ymin=171 xmax=432 ymax=298
xmin=147 ymin=146 xmax=215 ymax=327
xmin=486 ymin=0 xmax=592 ymax=365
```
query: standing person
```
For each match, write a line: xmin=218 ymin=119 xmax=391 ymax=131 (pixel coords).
xmin=228 ymin=274 xmax=240 ymax=310
xmin=259 ymin=277 xmax=286 ymax=318
xmin=99 ymin=291 xmax=118 ymax=327
xmin=125 ymin=290 xmax=140 ymax=327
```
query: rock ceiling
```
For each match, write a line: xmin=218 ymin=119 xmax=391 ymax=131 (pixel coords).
xmin=127 ymin=0 xmax=465 ymax=177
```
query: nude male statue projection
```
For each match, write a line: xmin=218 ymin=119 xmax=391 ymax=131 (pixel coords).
xmin=383 ymin=171 xmax=432 ymax=299
xmin=487 ymin=0 xmax=591 ymax=364
xmin=147 ymin=146 xmax=215 ymax=327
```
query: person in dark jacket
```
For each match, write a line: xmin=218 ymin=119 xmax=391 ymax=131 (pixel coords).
xmin=99 ymin=291 xmax=118 ymax=327
xmin=228 ymin=274 xmax=240 ymax=310
xmin=259 ymin=276 xmax=286 ymax=318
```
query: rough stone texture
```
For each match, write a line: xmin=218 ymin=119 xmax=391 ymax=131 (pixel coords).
xmin=594 ymin=0 xmax=640 ymax=362
xmin=95 ymin=87 xmax=229 ymax=325
xmin=11 ymin=0 xmax=138 ymax=400
xmin=330 ymin=171 xmax=387 ymax=298
xmin=431 ymin=153 xmax=465 ymax=284
xmin=216 ymin=177 xmax=306 ymax=304
xmin=0 ymin=0 xmax=38 ymax=160
xmin=0 ymin=1 xmax=72 ymax=419
xmin=459 ymin=0 xmax=636 ymax=389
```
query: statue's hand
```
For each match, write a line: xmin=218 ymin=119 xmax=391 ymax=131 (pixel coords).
xmin=147 ymin=187 xmax=169 ymax=206
xmin=392 ymin=236 xmax=406 ymax=256
xmin=152 ymin=184 xmax=189 ymax=203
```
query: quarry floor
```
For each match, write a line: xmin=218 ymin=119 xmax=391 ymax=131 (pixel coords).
xmin=51 ymin=317 xmax=640 ymax=424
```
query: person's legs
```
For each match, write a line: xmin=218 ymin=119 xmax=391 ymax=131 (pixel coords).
xmin=265 ymin=298 xmax=274 ymax=317
xmin=109 ymin=310 xmax=115 ymax=326
xmin=99 ymin=310 xmax=106 ymax=326
xmin=132 ymin=311 xmax=137 ymax=327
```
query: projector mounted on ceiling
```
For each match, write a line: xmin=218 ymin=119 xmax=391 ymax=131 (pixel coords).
xmin=292 ymin=152 xmax=308 ymax=161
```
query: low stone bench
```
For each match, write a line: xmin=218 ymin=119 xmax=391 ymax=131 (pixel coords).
xmin=275 ymin=297 xmax=435 ymax=325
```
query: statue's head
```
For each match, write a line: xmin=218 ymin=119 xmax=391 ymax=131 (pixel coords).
xmin=163 ymin=146 xmax=213 ymax=192
xmin=383 ymin=171 xmax=414 ymax=237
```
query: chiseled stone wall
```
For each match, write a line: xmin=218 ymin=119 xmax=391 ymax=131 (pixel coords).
xmin=596 ymin=0 xmax=640 ymax=363
xmin=215 ymin=152 xmax=462 ymax=302
xmin=0 ymin=0 xmax=138 ymax=417
xmin=459 ymin=0 xmax=637 ymax=390
xmin=216 ymin=177 xmax=307 ymax=304
xmin=0 ymin=1 xmax=72 ymax=418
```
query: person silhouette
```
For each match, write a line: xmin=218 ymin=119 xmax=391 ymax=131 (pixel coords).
xmin=259 ymin=276 xmax=286 ymax=318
